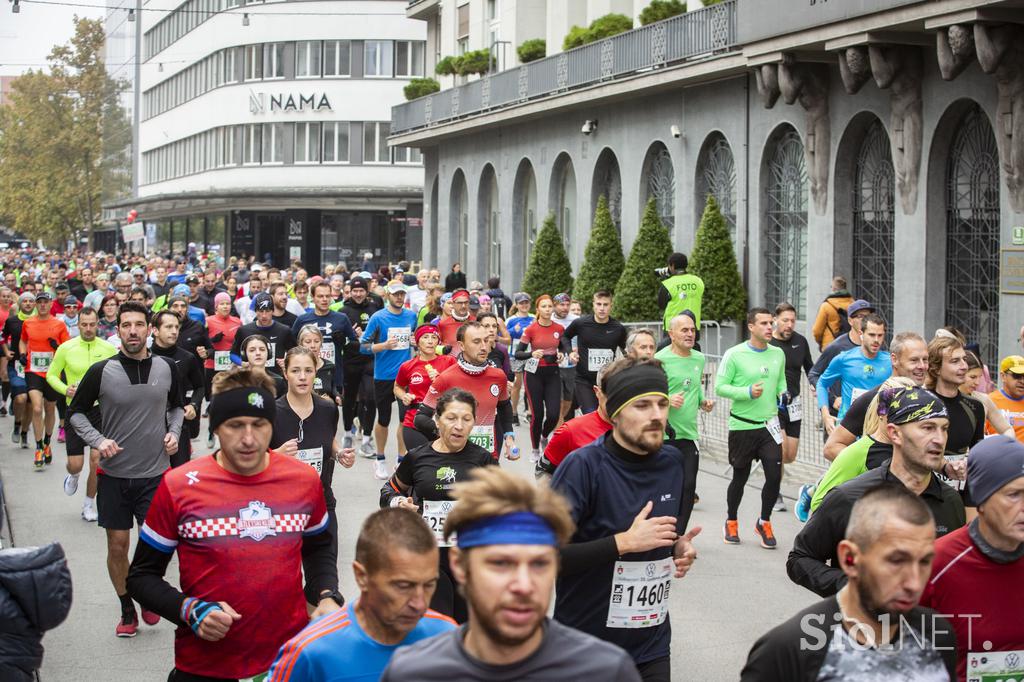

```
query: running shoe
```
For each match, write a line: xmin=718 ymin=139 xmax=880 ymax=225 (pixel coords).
xmin=43 ymin=444 xmax=52 ymax=465
xmin=20 ymin=433 xmax=28 ymax=449
xmin=10 ymin=425 xmax=18 ymax=444
xmin=63 ymin=473 xmax=79 ymax=496
xmin=723 ymin=520 xmax=740 ymax=545
xmin=140 ymin=609 xmax=160 ymax=626
xmin=372 ymin=458 xmax=389 ymax=481
xmin=754 ymin=519 xmax=777 ymax=549
xmin=342 ymin=434 xmax=353 ymax=449
xmin=57 ymin=426 xmax=66 ymax=443
xmin=530 ymin=448 xmax=541 ymax=464
xmin=82 ymin=501 xmax=98 ymax=522
xmin=115 ymin=612 xmax=138 ymax=638
xmin=0 ymin=404 xmax=7 ymax=417
xmin=512 ymin=414 xmax=520 ymax=427
xmin=794 ymin=483 xmax=815 ymax=523
xmin=774 ymin=495 xmax=787 ymax=512
xmin=360 ymin=440 xmax=376 ymax=458
xmin=33 ymin=449 xmax=44 ymax=470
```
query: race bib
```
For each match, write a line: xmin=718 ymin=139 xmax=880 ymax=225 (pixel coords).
xmin=588 ymin=348 xmax=614 ymax=372
xmin=320 ymin=341 xmax=336 ymax=364
xmin=766 ymin=416 xmax=784 ymax=444
xmin=786 ymin=395 xmax=802 ymax=422
xmin=422 ymin=499 xmax=456 ymax=547
xmin=468 ymin=424 xmax=494 ymax=451
xmin=214 ymin=350 xmax=232 ymax=372
xmin=265 ymin=342 xmax=276 ymax=368
xmin=14 ymin=361 xmax=24 ymax=379
xmin=388 ymin=326 xmax=411 ymax=351
xmin=607 ymin=558 xmax=673 ymax=629
xmin=850 ymin=387 xmax=867 ymax=403
xmin=524 ymin=357 xmax=539 ymax=374
xmin=967 ymin=649 xmax=1024 ymax=682
xmin=295 ymin=446 xmax=324 ymax=474
xmin=30 ymin=352 xmax=53 ymax=373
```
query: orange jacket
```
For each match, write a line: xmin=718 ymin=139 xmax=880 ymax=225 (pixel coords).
xmin=811 ymin=293 xmax=853 ymax=350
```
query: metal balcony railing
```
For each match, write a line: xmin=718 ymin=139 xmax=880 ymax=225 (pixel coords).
xmin=391 ymin=0 xmax=738 ymax=135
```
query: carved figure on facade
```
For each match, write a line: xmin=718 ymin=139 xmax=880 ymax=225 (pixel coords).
xmin=778 ymin=55 xmax=830 ymax=215
xmin=755 ymin=63 xmax=781 ymax=108
xmin=975 ymin=23 xmax=1024 ymax=211
xmin=869 ymin=45 xmax=923 ymax=214
xmin=838 ymin=46 xmax=872 ymax=94
xmin=936 ymin=24 xmax=976 ymax=81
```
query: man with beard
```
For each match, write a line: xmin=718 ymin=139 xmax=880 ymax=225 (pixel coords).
xmin=150 ymin=311 xmax=205 ymax=468
xmin=437 ymin=289 xmax=474 ymax=350
xmin=743 ymin=485 xmax=956 ymax=680
xmin=768 ymin=302 xmax=813 ymax=512
xmin=788 ymin=386 xmax=966 ymax=597
xmin=549 ymin=357 xmax=701 ymax=681
xmin=292 ymin=280 xmax=358 ymax=389
xmin=68 ymin=302 xmax=184 ymax=637
xmin=381 ymin=467 xmax=641 ymax=681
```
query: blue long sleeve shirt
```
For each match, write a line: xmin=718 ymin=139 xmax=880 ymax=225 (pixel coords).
xmin=360 ymin=307 xmax=418 ymax=380
xmin=816 ymin=347 xmax=892 ymax=419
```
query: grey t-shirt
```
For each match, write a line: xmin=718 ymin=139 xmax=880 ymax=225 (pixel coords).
xmin=381 ymin=618 xmax=641 ymax=681
xmin=816 ymin=624 xmax=950 ymax=681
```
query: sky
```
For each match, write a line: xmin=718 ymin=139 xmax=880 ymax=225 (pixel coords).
xmin=0 ymin=1 xmax=105 ymax=76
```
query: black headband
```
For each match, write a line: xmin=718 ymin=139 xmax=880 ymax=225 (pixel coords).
xmin=208 ymin=386 xmax=276 ymax=432
xmin=604 ymin=364 xmax=669 ymax=419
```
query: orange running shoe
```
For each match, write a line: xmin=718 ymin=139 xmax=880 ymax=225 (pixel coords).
xmin=754 ymin=519 xmax=777 ymax=549
xmin=33 ymin=449 xmax=44 ymax=470
xmin=723 ymin=520 xmax=739 ymax=545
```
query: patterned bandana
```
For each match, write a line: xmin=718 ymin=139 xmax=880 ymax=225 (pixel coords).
xmin=884 ymin=387 xmax=948 ymax=426
xmin=456 ymin=352 xmax=487 ymax=376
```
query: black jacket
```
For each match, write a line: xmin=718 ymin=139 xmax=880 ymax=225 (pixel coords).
xmin=0 ymin=542 xmax=73 ymax=682
xmin=444 ymin=271 xmax=467 ymax=292
xmin=484 ymin=287 xmax=512 ymax=318
xmin=787 ymin=462 xmax=965 ymax=597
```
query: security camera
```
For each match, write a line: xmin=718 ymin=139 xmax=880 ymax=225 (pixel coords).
xmin=581 ymin=120 xmax=597 ymax=135
xmin=670 ymin=125 xmax=682 ymax=139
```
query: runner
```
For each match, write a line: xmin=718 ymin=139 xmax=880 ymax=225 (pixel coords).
xmin=238 ymin=334 xmax=287 ymax=397
xmin=296 ymin=325 xmax=339 ymax=403
xmin=2 ymin=292 xmax=35 ymax=449
xmin=986 ymin=355 xmax=1024 ymax=440
xmin=919 ymin=436 xmax=1024 ymax=682
xmin=476 ymin=312 xmax=512 ymax=381
xmin=415 ymin=322 xmax=517 ymax=464
xmin=560 ymin=291 xmax=628 ymax=414
xmin=393 ymin=325 xmax=455 ymax=453
xmin=514 ymin=295 xmax=565 ymax=463
xmin=272 ymin=347 xmax=355 ymax=577
xmin=68 ymin=301 xmax=184 ymax=637
xmin=656 ymin=312 xmax=714 ymax=533
xmin=268 ymin=507 xmax=456 ymax=681
xmin=230 ymin=293 xmax=296 ymax=371
xmin=126 ymin=369 xmax=341 ymax=680
xmin=504 ymin=292 xmax=534 ymax=426
xmin=549 ymin=358 xmax=699 ymax=679
xmin=551 ymin=293 xmax=579 ymax=426
xmin=150 ymin=310 xmax=205 ymax=467
xmin=270 ymin=281 xmax=300 ymax=328
xmin=815 ymin=312 xmax=891 ymax=428
xmin=381 ymin=388 xmax=495 ymax=622
xmin=203 ymin=292 xmax=241 ymax=448
xmin=21 ymin=290 xmax=69 ymax=469
xmin=381 ymin=467 xmax=642 ymax=681
xmin=963 ymin=350 xmax=1014 ymax=438
xmin=46 ymin=306 xmax=117 ymax=521
xmin=744 ymin=485 xmax=956 ymax=680
xmin=338 ymin=276 xmax=378 ymax=453
xmin=625 ymin=329 xmax=657 ymax=360
xmin=788 ymin=386 xmax=965 ymax=597
xmin=716 ymin=307 xmax=788 ymax=548
xmin=437 ymin=289 xmax=474 ymax=350
xmin=292 ymin=280 xmax=358 ymax=389
xmin=768 ymin=302 xmax=813 ymax=511
xmin=535 ymin=363 xmax=614 ymax=480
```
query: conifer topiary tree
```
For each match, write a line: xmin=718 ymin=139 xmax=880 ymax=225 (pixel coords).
xmin=689 ymin=194 xmax=747 ymax=322
xmin=521 ymin=213 xmax=574 ymax=301
xmin=573 ymin=196 xmax=625 ymax=314
xmin=612 ymin=198 xmax=674 ymax=321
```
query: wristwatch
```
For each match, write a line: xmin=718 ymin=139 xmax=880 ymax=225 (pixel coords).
xmin=318 ymin=589 xmax=345 ymax=607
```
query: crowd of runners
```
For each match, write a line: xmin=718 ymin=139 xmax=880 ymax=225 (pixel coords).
xmin=0 ymin=246 xmax=1021 ymax=681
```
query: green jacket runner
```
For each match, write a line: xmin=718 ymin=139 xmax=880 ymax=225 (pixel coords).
xmin=46 ymin=335 xmax=118 ymax=404
xmin=715 ymin=342 xmax=787 ymax=431
xmin=656 ymin=346 xmax=705 ymax=442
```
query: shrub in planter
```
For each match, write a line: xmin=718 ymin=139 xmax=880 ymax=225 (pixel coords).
xmin=573 ymin=196 xmax=625 ymax=313
xmin=612 ymin=199 xmax=674 ymax=322
xmin=639 ymin=0 xmax=687 ymax=26
xmin=563 ymin=25 xmax=589 ymax=50
xmin=586 ymin=13 xmax=633 ymax=41
xmin=434 ymin=56 xmax=458 ymax=76
xmin=521 ymin=213 xmax=574 ymax=302
xmin=456 ymin=49 xmax=492 ymax=76
xmin=403 ymin=78 xmax=440 ymax=100
xmin=517 ymin=38 xmax=546 ymax=63
xmin=689 ymin=194 xmax=747 ymax=322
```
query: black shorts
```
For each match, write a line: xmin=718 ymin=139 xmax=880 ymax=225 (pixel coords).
xmin=96 ymin=473 xmax=162 ymax=530
xmin=26 ymin=373 xmax=61 ymax=402
xmin=777 ymin=409 xmax=802 ymax=438
xmin=559 ymin=368 xmax=575 ymax=402
xmin=727 ymin=427 xmax=782 ymax=470
xmin=66 ymin=406 xmax=102 ymax=457
xmin=374 ymin=379 xmax=396 ymax=427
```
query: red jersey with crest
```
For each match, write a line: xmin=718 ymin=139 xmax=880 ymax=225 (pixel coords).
xmin=423 ymin=363 xmax=509 ymax=457
xmin=139 ymin=451 xmax=329 ymax=678
xmin=395 ymin=354 xmax=456 ymax=428
xmin=520 ymin=321 xmax=565 ymax=367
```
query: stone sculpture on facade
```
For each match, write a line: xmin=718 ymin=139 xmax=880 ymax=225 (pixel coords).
xmin=778 ymin=55 xmax=831 ymax=216
xmin=974 ymin=23 xmax=1024 ymax=212
xmin=869 ymin=45 xmax=924 ymax=215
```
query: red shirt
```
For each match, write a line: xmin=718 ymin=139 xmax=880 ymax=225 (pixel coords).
xmin=139 ymin=452 xmax=329 ymax=678
xmin=205 ymin=313 xmax=241 ymax=371
xmin=919 ymin=524 xmax=1024 ymax=681
xmin=437 ymin=314 xmax=475 ymax=348
xmin=543 ymin=409 xmax=612 ymax=469
xmin=395 ymin=354 xmax=456 ymax=427
xmin=520 ymin=321 xmax=565 ymax=367
xmin=424 ymin=363 xmax=509 ymax=457
xmin=21 ymin=316 xmax=70 ymax=376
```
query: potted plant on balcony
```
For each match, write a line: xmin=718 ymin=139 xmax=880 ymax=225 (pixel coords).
xmin=521 ymin=213 xmax=573 ymax=303
xmin=404 ymin=78 xmax=440 ymax=101
xmin=563 ymin=13 xmax=634 ymax=51
xmin=456 ymin=49 xmax=492 ymax=76
xmin=434 ymin=56 xmax=458 ymax=76
xmin=573 ymin=196 xmax=625 ymax=314
xmin=612 ymin=198 xmax=673 ymax=322
xmin=517 ymin=38 xmax=546 ymax=64
xmin=639 ymin=0 xmax=687 ymax=25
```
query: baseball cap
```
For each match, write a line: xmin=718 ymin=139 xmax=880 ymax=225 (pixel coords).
xmin=469 ymin=295 xmax=480 ymax=310
xmin=386 ymin=280 xmax=407 ymax=294
xmin=35 ymin=290 xmax=52 ymax=301
xmin=63 ymin=295 xmax=79 ymax=306
xmin=253 ymin=293 xmax=273 ymax=311
xmin=348 ymin=277 xmax=367 ymax=291
xmin=1000 ymin=355 xmax=1024 ymax=375
xmin=185 ymin=274 xmax=200 ymax=284
xmin=846 ymin=299 xmax=875 ymax=317
xmin=131 ymin=267 xmax=145 ymax=276
xmin=55 ymin=281 xmax=69 ymax=291
xmin=172 ymin=284 xmax=191 ymax=297
xmin=513 ymin=292 xmax=531 ymax=304
xmin=359 ymin=271 xmax=372 ymax=280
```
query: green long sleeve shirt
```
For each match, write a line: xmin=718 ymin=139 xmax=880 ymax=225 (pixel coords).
xmin=715 ymin=342 xmax=787 ymax=431
xmin=46 ymin=335 xmax=119 ymax=405
xmin=655 ymin=346 xmax=705 ymax=442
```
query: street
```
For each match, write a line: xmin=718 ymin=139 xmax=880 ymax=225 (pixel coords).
xmin=2 ymin=416 xmax=819 ymax=682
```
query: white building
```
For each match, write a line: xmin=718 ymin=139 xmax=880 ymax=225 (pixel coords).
xmin=106 ymin=0 xmax=427 ymax=271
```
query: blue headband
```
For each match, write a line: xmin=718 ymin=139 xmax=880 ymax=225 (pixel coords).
xmin=456 ymin=512 xmax=558 ymax=549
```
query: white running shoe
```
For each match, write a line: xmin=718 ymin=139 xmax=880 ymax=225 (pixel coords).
xmin=63 ymin=474 xmax=79 ymax=496
xmin=530 ymin=449 xmax=541 ymax=463
xmin=82 ymin=500 xmax=98 ymax=522
xmin=360 ymin=440 xmax=377 ymax=458
xmin=372 ymin=459 xmax=389 ymax=480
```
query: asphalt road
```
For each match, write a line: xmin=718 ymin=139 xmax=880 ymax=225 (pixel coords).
xmin=2 ymin=414 xmax=819 ymax=682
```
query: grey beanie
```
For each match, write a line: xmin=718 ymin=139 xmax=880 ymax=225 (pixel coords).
xmin=968 ymin=435 xmax=1024 ymax=506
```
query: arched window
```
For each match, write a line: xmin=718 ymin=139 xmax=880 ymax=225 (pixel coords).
xmin=450 ymin=170 xmax=469 ymax=268
xmin=550 ymin=153 xmax=577 ymax=260
xmin=642 ymin=143 xmax=675 ymax=235
xmin=763 ymin=126 xmax=808 ymax=315
xmin=513 ymin=160 xmax=538 ymax=276
xmin=592 ymin=148 xmax=622 ymax=233
xmin=852 ymin=119 xmax=895 ymax=324
xmin=697 ymin=133 xmax=737 ymax=245
xmin=478 ymin=165 xmax=500 ymax=280
xmin=945 ymin=104 xmax=1000 ymax=365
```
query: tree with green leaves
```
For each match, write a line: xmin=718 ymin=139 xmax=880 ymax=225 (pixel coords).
xmin=573 ymin=196 xmax=625 ymax=313
xmin=0 ymin=17 xmax=128 ymax=247
xmin=690 ymin=194 xmax=747 ymax=322
xmin=521 ymin=213 xmax=573 ymax=301
xmin=612 ymin=199 xmax=674 ymax=321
